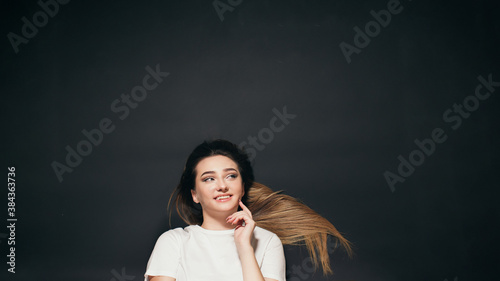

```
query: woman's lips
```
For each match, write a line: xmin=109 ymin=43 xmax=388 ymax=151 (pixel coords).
xmin=214 ymin=194 xmax=232 ymax=202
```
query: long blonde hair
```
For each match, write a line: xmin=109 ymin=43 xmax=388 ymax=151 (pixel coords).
xmin=247 ymin=182 xmax=352 ymax=274
xmin=169 ymin=139 xmax=352 ymax=274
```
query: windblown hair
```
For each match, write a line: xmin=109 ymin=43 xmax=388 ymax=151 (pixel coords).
xmin=168 ymin=139 xmax=352 ymax=275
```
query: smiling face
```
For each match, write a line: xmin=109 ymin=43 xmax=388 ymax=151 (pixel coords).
xmin=191 ymin=155 xmax=244 ymax=217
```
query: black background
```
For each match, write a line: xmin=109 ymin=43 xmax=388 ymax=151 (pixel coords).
xmin=1 ymin=0 xmax=499 ymax=280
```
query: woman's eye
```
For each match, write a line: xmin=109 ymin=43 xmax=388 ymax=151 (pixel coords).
xmin=202 ymin=177 xmax=214 ymax=182
xmin=227 ymin=174 xmax=237 ymax=179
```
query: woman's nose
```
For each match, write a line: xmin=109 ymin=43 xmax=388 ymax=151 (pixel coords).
xmin=217 ymin=182 xmax=229 ymax=192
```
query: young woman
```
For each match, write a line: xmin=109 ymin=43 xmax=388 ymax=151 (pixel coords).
xmin=144 ymin=139 xmax=352 ymax=281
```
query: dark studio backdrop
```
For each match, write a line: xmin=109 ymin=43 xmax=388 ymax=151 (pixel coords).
xmin=1 ymin=0 xmax=499 ymax=280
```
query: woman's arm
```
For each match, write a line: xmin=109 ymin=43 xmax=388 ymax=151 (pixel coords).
xmin=237 ymin=244 xmax=278 ymax=281
xmin=227 ymin=201 xmax=278 ymax=281
xmin=148 ymin=276 xmax=175 ymax=281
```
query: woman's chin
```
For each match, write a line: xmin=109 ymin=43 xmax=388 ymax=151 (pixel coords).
xmin=210 ymin=201 xmax=239 ymax=213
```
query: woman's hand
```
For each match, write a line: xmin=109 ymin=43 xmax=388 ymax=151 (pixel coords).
xmin=226 ymin=200 xmax=256 ymax=250
xmin=227 ymin=201 xmax=268 ymax=281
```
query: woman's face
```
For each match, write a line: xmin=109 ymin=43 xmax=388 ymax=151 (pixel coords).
xmin=191 ymin=155 xmax=244 ymax=215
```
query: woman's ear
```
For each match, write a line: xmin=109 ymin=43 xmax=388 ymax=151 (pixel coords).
xmin=191 ymin=189 xmax=199 ymax=204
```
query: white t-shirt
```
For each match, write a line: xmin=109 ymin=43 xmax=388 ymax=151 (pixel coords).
xmin=144 ymin=225 xmax=286 ymax=281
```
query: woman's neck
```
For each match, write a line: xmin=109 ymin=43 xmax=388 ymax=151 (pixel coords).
xmin=200 ymin=211 xmax=236 ymax=230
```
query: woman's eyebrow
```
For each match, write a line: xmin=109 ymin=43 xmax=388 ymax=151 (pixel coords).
xmin=200 ymin=168 xmax=237 ymax=177
xmin=200 ymin=171 xmax=215 ymax=177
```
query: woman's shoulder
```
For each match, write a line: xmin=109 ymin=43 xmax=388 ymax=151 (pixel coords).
xmin=156 ymin=225 xmax=198 ymax=240
xmin=253 ymin=226 xmax=283 ymax=252
xmin=253 ymin=226 xmax=281 ymax=242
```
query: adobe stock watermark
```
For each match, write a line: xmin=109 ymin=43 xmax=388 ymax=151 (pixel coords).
xmin=239 ymin=106 xmax=297 ymax=162
xmin=339 ymin=0 xmax=410 ymax=64
xmin=51 ymin=64 xmax=170 ymax=183
xmin=212 ymin=0 xmax=243 ymax=22
xmin=7 ymin=0 xmax=71 ymax=54
xmin=110 ymin=267 xmax=135 ymax=281
xmin=384 ymin=74 xmax=499 ymax=192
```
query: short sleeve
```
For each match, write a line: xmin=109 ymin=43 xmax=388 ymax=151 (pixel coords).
xmin=260 ymin=234 xmax=286 ymax=281
xmin=144 ymin=229 xmax=182 ymax=281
